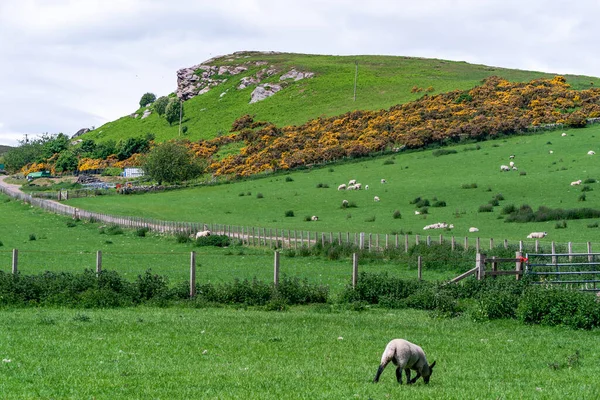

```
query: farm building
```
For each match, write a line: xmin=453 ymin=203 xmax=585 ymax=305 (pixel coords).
xmin=123 ymin=168 xmax=145 ymax=178
xmin=26 ymin=171 xmax=51 ymax=181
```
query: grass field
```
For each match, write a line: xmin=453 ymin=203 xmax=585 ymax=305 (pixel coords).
xmin=81 ymin=52 xmax=600 ymax=145
xmin=0 ymin=194 xmax=460 ymax=291
xmin=1 ymin=307 xmax=599 ymax=399
xmin=65 ymin=126 xmax=600 ymax=245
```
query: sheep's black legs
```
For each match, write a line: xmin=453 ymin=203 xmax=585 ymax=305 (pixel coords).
xmin=373 ymin=365 xmax=385 ymax=383
xmin=404 ymin=369 xmax=411 ymax=384
xmin=409 ymin=372 xmax=421 ymax=384
xmin=395 ymin=367 xmax=403 ymax=384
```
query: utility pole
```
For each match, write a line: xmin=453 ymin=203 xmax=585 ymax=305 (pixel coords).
xmin=353 ymin=61 xmax=358 ymax=101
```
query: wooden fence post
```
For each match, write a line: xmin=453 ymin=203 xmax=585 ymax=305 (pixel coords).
xmin=404 ymin=235 xmax=409 ymax=253
xmin=451 ymin=236 xmax=455 ymax=251
xmin=352 ymin=253 xmax=358 ymax=289
xmin=489 ymin=238 xmax=494 ymax=250
xmin=190 ymin=251 xmax=196 ymax=298
xmin=476 ymin=237 xmax=480 ymax=253
xmin=464 ymin=236 xmax=468 ymax=251
xmin=568 ymin=242 xmax=573 ymax=262
xmin=491 ymin=256 xmax=497 ymax=279
xmin=426 ymin=235 xmax=431 ymax=246
xmin=588 ymin=242 xmax=593 ymax=263
xmin=476 ymin=253 xmax=485 ymax=280
xmin=274 ymin=251 xmax=280 ymax=287
xmin=12 ymin=249 xmax=18 ymax=275
xmin=418 ymin=256 xmax=422 ymax=281
xmin=415 ymin=235 xmax=420 ymax=246
xmin=516 ymin=251 xmax=523 ymax=281
xmin=504 ymin=239 xmax=508 ymax=249
xmin=96 ymin=250 xmax=102 ymax=275
xmin=519 ymin=241 xmax=523 ymax=252
xmin=551 ymin=242 xmax=557 ymax=264
xmin=359 ymin=232 xmax=365 ymax=250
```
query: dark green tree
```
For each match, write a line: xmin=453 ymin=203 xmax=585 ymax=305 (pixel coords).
xmin=142 ymin=141 xmax=203 ymax=184
xmin=93 ymin=140 xmax=117 ymax=159
xmin=153 ymin=96 xmax=169 ymax=116
xmin=116 ymin=136 xmax=152 ymax=161
xmin=55 ymin=150 xmax=78 ymax=172
xmin=139 ymin=92 xmax=156 ymax=108
xmin=165 ymin=98 xmax=184 ymax=126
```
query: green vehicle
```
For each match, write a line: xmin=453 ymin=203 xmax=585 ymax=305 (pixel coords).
xmin=26 ymin=171 xmax=51 ymax=181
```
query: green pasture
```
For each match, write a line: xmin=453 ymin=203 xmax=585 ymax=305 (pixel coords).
xmin=66 ymin=126 xmax=600 ymax=245
xmin=0 ymin=195 xmax=459 ymax=291
xmin=82 ymin=53 xmax=600 ymax=144
xmin=1 ymin=307 xmax=599 ymax=399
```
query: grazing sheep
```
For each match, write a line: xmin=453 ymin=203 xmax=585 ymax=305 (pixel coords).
xmin=373 ymin=339 xmax=436 ymax=384
xmin=374 ymin=196 xmax=380 ymax=202
xmin=311 ymin=215 xmax=319 ymax=221
xmin=423 ymin=222 xmax=453 ymax=230
xmin=346 ymin=184 xmax=357 ymax=190
xmin=354 ymin=183 xmax=362 ymax=190
xmin=348 ymin=179 xmax=357 ymax=185
xmin=527 ymin=232 xmax=547 ymax=239
xmin=342 ymin=199 xmax=349 ymax=207
xmin=195 ymin=230 xmax=211 ymax=239
xmin=500 ymin=165 xmax=511 ymax=172
xmin=562 ymin=132 xmax=567 ymax=137
xmin=509 ymin=161 xmax=515 ymax=167
xmin=588 ymin=150 xmax=596 ymax=155
xmin=414 ymin=210 xmax=421 ymax=215
xmin=365 ymin=184 xmax=369 ymax=190
xmin=509 ymin=155 xmax=515 ymax=159
xmin=512 ymin=166 xmax=518 ymax=171
xmin=549 ymin=150 xmax=553 ymax=154
xmin=571 ymin=179 xmax=582 ymax=186
xmin=337 ymin=184 xmax=347 ymax=191
xmin=469 ymin=227 xmax=479 ymax=233
xmin=381 ymin=179 xmax=387 ymax=184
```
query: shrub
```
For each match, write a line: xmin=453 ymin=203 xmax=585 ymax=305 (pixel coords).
xmin=461 ymin=183 xmax=478 ymax=189
xmin=0 ymin=240 xmax=3 ymax=247
xmin=581 ymin=185 xmax=593 ymax=192
xmin=256 ymin=192 xmax=264 ymax=199
xmin=519 ymin=171 xmax=527 ymax=176
xmin=101 ymin=167 xmax=123 ymax=177
xmin=432 ymin=149 xmax=458 ymax=157
xmin=478 ymin=204 xmax=494 ymax=212
xmin=383 ymin=159 xmax=395 ymax=165
xmin=136 ymin=270 xmax=170 ymax=301
xmin=365 ymin=216 xmax=376 ymax=222
xmin=316 ymin=183 xmax=329 ymax=188
xmin=555 ymin=220 xmax=568 ymax=229
xmin=135 ymin=227 xmax=150 ymax=237
xmin=393 ymin=210 xmax=402 ymax=219
xmin=584 ymin=178 xmax=596 ymax=184
xmin=494 ymin=193 xmax=505 ymax=201
xmin=501 ymin=204 xmax=517 ymax=215
xmin=488 ymin=199 xmax=500 ymax=207
xmin=415 ymin=198 xmax=430 ymax=208
xmin=304 ymin=216 xmax=312 ymax=222
xmin=578 ymin=193 xmax=586 ymax=202
xmin=29 ymin=233 xmax=36 ymax=241
xmin=101 ymin=225 xmax=123 ymax=235
xmin=284 ymin=210 xmax=294 ymax=217
xmin=419 ymin=207 xmax=429 ymax=214
xmin=66 ymin=221 xmax=77 ymax=228
xmin=196 ymin=235 xmax=230 ymax=247
xmin=139 ymin=92 xmax=156 ymax=107
xmin=285 ymin=176 xmax=294 ymax=182
xmin=175 ymin=232 xmax=191 ymax=244
xmin=587 ymin=222 xmax=599 ymax=228
xmin=432 ymin=200 xmax=446 ymax=207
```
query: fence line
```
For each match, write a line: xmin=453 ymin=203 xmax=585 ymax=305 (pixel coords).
xmin=1 ymin=183 xmax=597 ymax=254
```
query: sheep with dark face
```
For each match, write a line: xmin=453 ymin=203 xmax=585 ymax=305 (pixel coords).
xmin=373 ymin=339 xmax=436 ymax=385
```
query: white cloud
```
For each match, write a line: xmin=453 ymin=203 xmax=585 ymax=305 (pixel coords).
xmin=0 ymin=0 xmax=599 ymax=146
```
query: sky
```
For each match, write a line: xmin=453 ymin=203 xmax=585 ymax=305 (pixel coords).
xmin=1 ymin=0 xmax=598 ymax=147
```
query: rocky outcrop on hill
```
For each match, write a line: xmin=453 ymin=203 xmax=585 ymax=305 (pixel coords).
xmin=176 ymin=53 xmax=315 ymax=103
xmin=72 ymin=128 xmax=90 ymax=139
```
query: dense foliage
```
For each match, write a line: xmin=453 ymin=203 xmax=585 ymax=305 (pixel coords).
xmin=139 ymin=92 xmax=157 ymax=108
xmin=142 ymin=140 xmax=203 ymax=184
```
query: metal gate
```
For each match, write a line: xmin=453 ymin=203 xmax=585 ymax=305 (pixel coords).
xmin=525 ymin=252 xmax=600 ymax=292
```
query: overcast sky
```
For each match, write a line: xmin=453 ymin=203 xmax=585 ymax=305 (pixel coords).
xmin=0 ymin=0 xmax=598 ymax=146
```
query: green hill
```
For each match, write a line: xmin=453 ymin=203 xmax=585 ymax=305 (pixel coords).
xmin=0 ymin=145 xmax=13 ymax=155
xmin=81 ymin=52 xmax=600 ymax=144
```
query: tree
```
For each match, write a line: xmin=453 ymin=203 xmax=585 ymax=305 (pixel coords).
xmin=165 ymin=98 xmax=184 ymax=126
xmin=153 ymin=96 xmax=169 ymax=116
xmin=55 ymin=150 xmax=78 ymax=172
xmin=143 ymin=141 xmax=203 ymax=184
xmin=115 ymin=134 xmax=153 ymax=161
xmin=139 ymin=92 xmax=156 ymax=108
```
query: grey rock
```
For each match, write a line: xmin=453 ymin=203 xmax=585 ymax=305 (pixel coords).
xmin=250 ymin=83 xmax=282 ymax=103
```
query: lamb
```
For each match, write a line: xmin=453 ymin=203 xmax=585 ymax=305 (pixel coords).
xmin=561 ymin=132 xmax=567 ymax=137
xmin=509 ymin=155 xmax=515 ymax=159
xmin=509 ymin=161 xmax=515 ymax=168
xmin=311 ymin=215 xmax=319 ymax=221
xmin=346 ymin=184 xmax=357 ymax=190
xmin=588 ymin=150 xmax=596 ymax=155
xmin=500 ymin=165 xmax=511 ymax=172
xmin=365 ymin=185 xmax=369 ymax=190
xmin=341 ymin=199 xmax=349 ymax=207
xmin=571 ymin=179 xmax=582 ymax=186
xmin=348 ymin=179 xmax=357 ymax=186
xmin=381 ymin=179 xmax=387 ymax=184
xmin=527 ymin=231 xmax=547 ymax=239
xmin=354 ymin=183 xmax=362 ymax=190
xmin=374 ymin=196 xmax=380 ymax=202
xmin=373 ymin=339 xmax=436 ymax=385
xmin=195 ymin=230 xmax=211 ymax=239
xmin=469 ymin=227 xmax=479 ymax=233
xmin=337 ymin=184 xmax=347 ymax=191
xmin=414 ymin=210 xmax=421 ymax=215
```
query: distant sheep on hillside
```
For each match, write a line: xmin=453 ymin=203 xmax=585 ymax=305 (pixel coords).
xmin=571 ymin=179 xmax=582 ymax=186
xmin=500 ymin=165 xmax=511 ymax=172
xmin=338 ymin=184 xmax=346 ymax=191
xmin=348 ymin=179 xmax=357 ymax=185
xmin=527 ymin=232 xmax=547 ymax=239
xmin=588 ymin=150 xmax=596 ymax=155
xmin=562 ymin=132 xmax=567 ymax=137
xmin=374 ymin=196 xmax=380 ymax=202
xmin=311 ymin=215 xmax=319 ymax=221
xmin=195 ymin=230 xmax=211 ymax=239
xmin=469 ymin=227 xmax=479 ymax=233
xmin=381 ymin=179 xmax=387 ymax=184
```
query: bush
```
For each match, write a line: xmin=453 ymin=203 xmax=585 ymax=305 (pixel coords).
xmin=415 ymin=199 xmax=430 ymax=208
xmin=501 ymin=204 xmax=517 ymax=215
xmin=584 ymin=178 xmax=596 ymax=184
xmin=136 ymin=270 xmax=170 ymax=301
xmin=66 ymin=221 xmax=77 ymax=228
xmin=256 ymin=193 xmax=264 ymax=199
xmin=29 ymin=233 xmax=36 ymax=241
xmin=316 ymin=183 xmax=329 ymax=188
xmin=478 ymin=204 xmax=494 ymax=212
xmin=578 ymin=193 xmax=586 ymax=202
xmin=383 ymin=159 xmax=395 ymax=165
xmin=581 ymin=185 xmax=593 ymax=192
xmin=461 ymin=183 xmax=478 ymax=189
xmin=432 ymin=149 xmax=458 ymax=157
xmin=196 ymin=235 xmax=230 ymax=247
xmin=284 ymin=210 xmax=295 ymax=217
xmin=393 ymin=210 xmax=402 ymax=219
xmin=175 ymin=232 xmax=191 ymax=243
xmin=587 ymin=222 xmax=599 ymax=228
xmin=102 ymin=225 xmax=123 ymax=235
xmin=0 ymin=240 xmax=3 ymax=247
xmin=135 ymin=227 xmax=150 ymax=237
xmin=285 ymin=176 xmax=294 ymax=182
xmin=555 ymin=220 xmax=568 ymax=229
xmin=432 ymin=200 xmax=446 ymax=207
xmin=139 ymin=92 xmax=156 ymax=107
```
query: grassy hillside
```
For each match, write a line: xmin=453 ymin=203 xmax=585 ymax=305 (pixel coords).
xmin=82 ymin=52 xmax=600 ymax=144
xmin=0 ymin=144 xmax=12 ymax=155
xmin=65 ymin=125 xmax=600 ymax=244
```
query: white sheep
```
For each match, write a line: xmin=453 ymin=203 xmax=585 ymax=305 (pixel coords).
xmin=374 ymin=196 xmax=380 ymax=202
xmin=423 ymin=222 xmax=453 ymax=230
xmin=311 ymin=215 xmax=319 ymax=221
xmin=381 ymin=179 xmax=387 ymax=184
xmin=509 ymin=161 xmax=515 ymax=167
xmin=571 ymin=179 xmax=582 ymax=186
xmin=373 ymin=339 xmax=436 ymax=384
xmin=348 ymin=179 xmax=357 ymax=185
xmin=342 ymin=199 xmax=349 ymax=207
xmin=527 ymin=232 xmax=547 ymax=239
xmin=512 ymin=166 xmax=518 ymax=171
xmin=365 ymin=184 xmax=369 ymax=190
xmin=549 ymin=150 xmax=553 ymax=154
xmin=354 ymin=183 xmax=362 ymax=190
xmin=414 ymin=210 xmax=421 ymax=215
xmin=509 ymin=155 xmax=515 ymax=159
xmin=337 ymin=184 xmax=347 ymax=191
xmin=469 ymin=227 xmax=479 ymax=233
xmin=195 ymin=230 xmax=211 ymax=239
xmin=346 ymin=184 xmax=356 ymax=190
xmin=561 ymin=132 xmax=567 ymax=137
xmin=588 ymin=150 xmax=596 ymax=155
xmin=500 ymin=165 xmax=510 ymax=172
